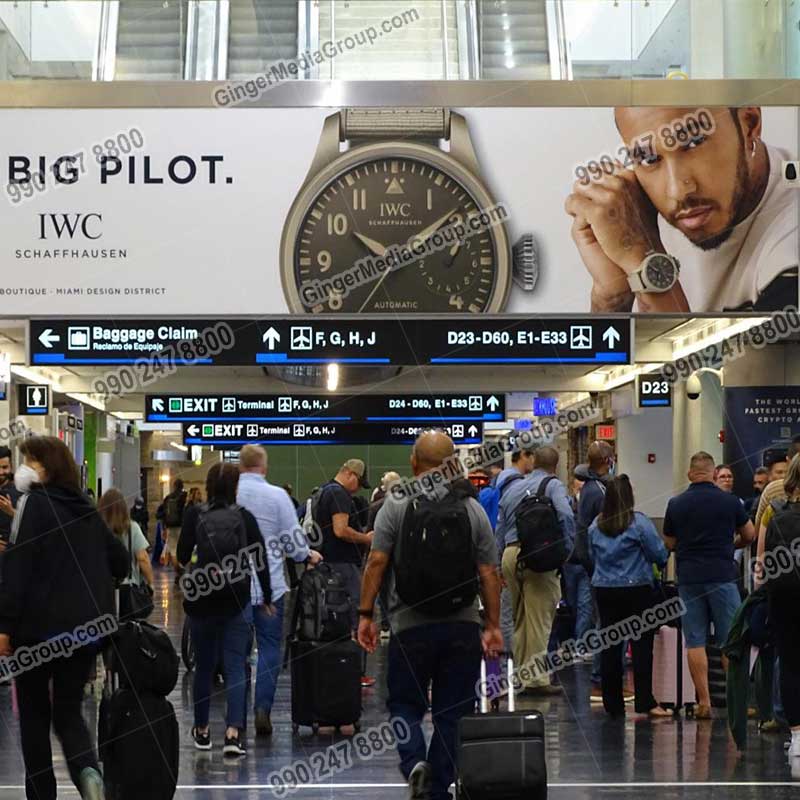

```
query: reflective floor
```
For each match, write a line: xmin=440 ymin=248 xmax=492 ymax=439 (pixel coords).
xmin=0 ymin=568 xmax=796 ymax=798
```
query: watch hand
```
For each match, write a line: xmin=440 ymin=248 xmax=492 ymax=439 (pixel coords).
xmin=353 ymin=231 xmax=388 ymax=258
xmin=408 ymin=208 xmax=457 ymax=250
xmin=445 ymin=243 xmax=461 ymax=268
xmin=358 ymin=262 xmax=394 ymax=312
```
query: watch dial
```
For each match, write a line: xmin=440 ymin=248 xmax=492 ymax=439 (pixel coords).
xmin=646 ymin=255 xmax=675 ymax=290
xmin=293 ymin=157 xmax=500 ymax=313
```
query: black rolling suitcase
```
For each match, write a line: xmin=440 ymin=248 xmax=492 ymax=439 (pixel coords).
xmin=289 ymin=637 xmax=362 ymax=733
xmin=98 ymin=587 xmax=180 ymax=799
xmin=456 ymin=655 xmax=547 ymax=800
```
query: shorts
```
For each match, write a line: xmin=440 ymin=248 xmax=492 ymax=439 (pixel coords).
xmin=165 ymin=527 xmax=180 ymax=558
xmin=678 ymin=581 xmax=741 ymax=649
xmin=330 ymin=561 xmax=362 ymax=631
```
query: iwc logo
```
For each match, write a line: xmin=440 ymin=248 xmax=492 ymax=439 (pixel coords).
xmin=379 ymin=202 xmax=412 ymax=217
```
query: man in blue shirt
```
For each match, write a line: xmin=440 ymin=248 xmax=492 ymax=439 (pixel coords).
xmin=496 ymin=446 xmax=575 ymax=695
xmin=237 ymin=445 xmax=322 ymax=736
xmin=663 ymin=451 xmax=755 ymax=719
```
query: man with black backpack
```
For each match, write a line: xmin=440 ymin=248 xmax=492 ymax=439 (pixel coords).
xmin=157 ymin=478 xmax=187 ymax=584
xmin=496 ymin=446 xmax=575 ymax=696
xmin=479 ymin=449 xmax=536 ymax=653
xmin=358 ymin=431 xmax=502 ymax=800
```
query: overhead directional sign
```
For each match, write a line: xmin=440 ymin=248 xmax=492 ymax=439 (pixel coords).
xmin=183 ymin=421 xmax=483 ymax=446
xmin=146 ymin=393 xmax=505 ymax=423
xmin=30 ymin=318 xmax=632 ymax=367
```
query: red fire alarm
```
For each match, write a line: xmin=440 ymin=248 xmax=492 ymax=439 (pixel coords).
xmin=648 ymin=453 xmax=656 ymax=464
xmin=719 ymin=429 xmax=725 ymax=444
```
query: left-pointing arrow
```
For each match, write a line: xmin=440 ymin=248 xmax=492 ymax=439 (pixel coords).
xmin=187 ymin=425 xmax=199 ymax=437
xmin=38 ymin=329 xmax=60 ymax=349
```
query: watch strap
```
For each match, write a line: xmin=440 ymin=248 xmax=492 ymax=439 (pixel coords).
xmin=341 ymin=108 xmax=450 ymax=141
xmin=627 ymin=269 xmax=648 ymax=293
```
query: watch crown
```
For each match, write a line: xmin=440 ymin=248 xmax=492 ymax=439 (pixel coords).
xmin=512 ymin=234 xmax=539 ymax=293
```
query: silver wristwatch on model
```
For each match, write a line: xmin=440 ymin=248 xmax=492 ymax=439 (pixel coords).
xmin=627 ymin=251 xmax=680 ymax=293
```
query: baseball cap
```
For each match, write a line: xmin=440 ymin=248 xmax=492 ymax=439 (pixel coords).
xmin=343 ymin=458 xmax=370 ymax=489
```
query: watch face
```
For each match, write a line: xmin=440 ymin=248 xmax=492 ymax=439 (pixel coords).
xmin=645 ymin=255 xmax=676 ymax=290
xmin=284 ymin=153 xmax=508 ymax=313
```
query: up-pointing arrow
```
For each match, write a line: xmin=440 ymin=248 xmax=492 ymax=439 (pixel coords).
xmin=468 ymin=424 xmax=478 ymax=437
xmin=38 ymin=328 xmax=60 ymax=349
xmin=602 ymin=326 xmax=621 ymax=348
xmin=487 ymin=395 xmax=500 ymax=411
xmin=187 ymin=424 xmax=199 ymax=437
xmin=263 ymin=327 xmax=281 ymax=350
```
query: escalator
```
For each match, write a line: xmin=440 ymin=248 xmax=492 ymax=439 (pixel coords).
xmin=479 ymin=0 xmax=551 ymax=80
xmin=113 ymin=0 xmax=186 ymax=80
xmin=227 ymin=0 xmax=299 ymax=80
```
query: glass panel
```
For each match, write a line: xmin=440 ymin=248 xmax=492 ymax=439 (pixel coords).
xmin=227 ymin=0 xmax=298 ymax=80
xmin=478 ymin=0 xmax=552 ymax=79
xmin=114 ymin=0 xmax=186 ymax=80
xmin=316 ymin=0 xmax=460 ymax=80
xmin=0 ymin=0 xmax=795 ymax=82
xmin=0 ymin=0 xmax=102 ymax=79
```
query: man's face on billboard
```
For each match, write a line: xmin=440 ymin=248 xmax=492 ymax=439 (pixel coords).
xmin=615 ymin=107 xmax=759 ymax=251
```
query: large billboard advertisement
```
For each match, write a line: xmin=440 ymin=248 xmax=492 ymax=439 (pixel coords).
xmin=1 ymin=105 xmax=796 ymax=315
xmin=724 ymin=386 xmax=800 ymax=496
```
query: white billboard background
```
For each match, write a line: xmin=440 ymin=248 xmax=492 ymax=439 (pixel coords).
xmin=0 ymin=106 xmax=795 ymax=315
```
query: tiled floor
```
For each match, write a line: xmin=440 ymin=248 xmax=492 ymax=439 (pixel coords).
xmin=0 ymin=568 xmax=796 ymax=798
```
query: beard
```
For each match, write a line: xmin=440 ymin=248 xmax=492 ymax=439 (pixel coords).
xmin=668 ymin=149 xmax=752 ymax=251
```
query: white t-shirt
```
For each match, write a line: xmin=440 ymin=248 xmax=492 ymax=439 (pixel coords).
xmin=659 ymin=144 xmax=798 ymax=312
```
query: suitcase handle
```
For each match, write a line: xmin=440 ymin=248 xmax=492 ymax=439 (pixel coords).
xmin=479 ymin=653 xmax=515 ymax=714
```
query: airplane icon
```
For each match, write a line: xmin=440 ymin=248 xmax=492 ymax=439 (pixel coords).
xmin=570 ymin=326 xmax=592 ymax=350
xmin=291 ymin=327 xmax=313 ymax=350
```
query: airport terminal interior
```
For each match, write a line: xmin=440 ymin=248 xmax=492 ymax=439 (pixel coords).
xmin=2 ymin=1 xmax=800 ymax=798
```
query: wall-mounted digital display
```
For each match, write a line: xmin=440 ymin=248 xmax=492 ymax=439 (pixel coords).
xmin=4 ymin=108 xmax=795 ymax=317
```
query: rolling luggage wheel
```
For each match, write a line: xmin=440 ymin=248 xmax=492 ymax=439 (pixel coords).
xmin=312 ymin=723 xmax=320 ymax=735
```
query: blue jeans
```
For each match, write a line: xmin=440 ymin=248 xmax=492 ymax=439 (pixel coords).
xmin=253 ymin=595 xmax=285 ymax=714
xmin=387 ymin=622 xmax=482 ymax=800
xmin=563 ymin=564 xmax=600 ymax=682
xmin=773 ymin=657 xmax=785 ymax=722
xmin=191 ymin=605 xmax=253 ymax=730
xmin=563 ymin=564 xmax=593 ymax=640
xmin=678 ymin=581 xmax=740 ymax=649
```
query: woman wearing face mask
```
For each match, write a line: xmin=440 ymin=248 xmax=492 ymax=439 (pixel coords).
xmin=0 ymin=437 xmax=129 ymax=800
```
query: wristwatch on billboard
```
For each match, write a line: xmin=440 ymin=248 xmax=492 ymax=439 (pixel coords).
xmin=627 ymin=252 xmax=680 ymax=294
xmin=281 ymin=108 xmax=521 ymax=314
